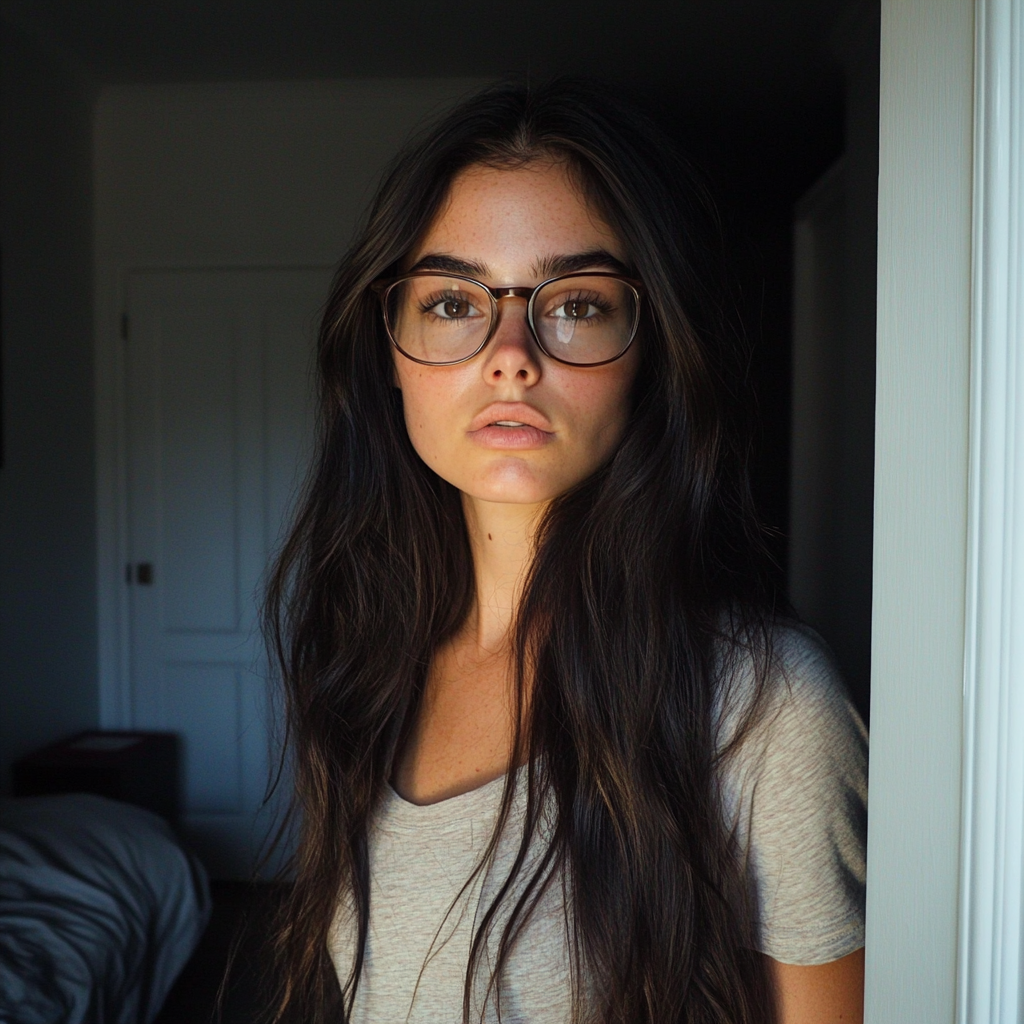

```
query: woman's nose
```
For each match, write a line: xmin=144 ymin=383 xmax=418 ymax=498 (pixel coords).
xmin=482 ymin=297 xmax=542 ymax=385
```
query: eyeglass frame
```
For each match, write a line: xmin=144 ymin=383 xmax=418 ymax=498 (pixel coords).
xmin=371 ymin=271 xmax=645 ymax=367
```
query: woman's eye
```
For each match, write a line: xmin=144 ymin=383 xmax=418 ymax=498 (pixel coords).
xmin=426 ymin=295 xmax=480 ymax=319
xmin=559 ymin=300 xmax=593 ymax=320
xmin=548 ymin=294 xmax=606 ymax=321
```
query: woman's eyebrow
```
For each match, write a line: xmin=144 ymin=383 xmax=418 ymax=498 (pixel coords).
xmin=406 ymin=250 xmax=630 ymax=279
xmin=534 ymin=250 xmax=630 ymax=277
xmin=407 ymin=254 xmax=488 ymax=276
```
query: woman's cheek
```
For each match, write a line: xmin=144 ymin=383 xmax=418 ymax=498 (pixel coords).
xmin=400 ymin=383 xmax=461 ymax=478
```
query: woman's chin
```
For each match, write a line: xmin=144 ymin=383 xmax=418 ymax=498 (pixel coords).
xmin=456 ymin=462 xmax=571 ymax=507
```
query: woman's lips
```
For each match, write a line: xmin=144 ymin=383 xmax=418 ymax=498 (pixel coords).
xmin=468 ymin=423 xmax=554 ymax=449
xmin=469 ymin=402 xmax=552 ymax=432
xmin=467 ymin=403 xmax=555 ymax=448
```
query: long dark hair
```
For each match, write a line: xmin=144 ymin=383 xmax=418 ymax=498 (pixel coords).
xmin=265 ymin=78 xmax=781 ymax=1023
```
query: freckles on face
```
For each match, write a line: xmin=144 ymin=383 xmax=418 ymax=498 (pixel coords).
xmin=391 ymin=160 xmax=641 ymax=506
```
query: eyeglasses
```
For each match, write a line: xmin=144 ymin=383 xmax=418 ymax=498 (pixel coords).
xmin=372 ymin=272 xmax=643 ymax=367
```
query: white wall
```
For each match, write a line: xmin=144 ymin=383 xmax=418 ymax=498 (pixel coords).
xmin=93 ymin=79 xmax=486 ymax=722
xmin=0 ymin=22 xmax=97 ymax=791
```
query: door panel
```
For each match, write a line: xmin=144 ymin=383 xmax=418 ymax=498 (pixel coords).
xmin=159 ymin=300 xmax=239 ymax=633
xmin=126 ymin=268 xmax=330 ymax=877
xmin=162 ymin=663 xmax=243 ymax=814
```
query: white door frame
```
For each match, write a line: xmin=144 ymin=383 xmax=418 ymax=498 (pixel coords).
xmin=867 ymin=1 xmax=973 ymax=1018
xmin=869 ymin=0 xmax=1024 ymax=1021
xmin=957 ymin=0 xmax=1024 ymax=1019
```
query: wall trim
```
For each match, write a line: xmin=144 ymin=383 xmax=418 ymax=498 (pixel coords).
xmin=957 ymin=0 xmax=1024 ymax=1019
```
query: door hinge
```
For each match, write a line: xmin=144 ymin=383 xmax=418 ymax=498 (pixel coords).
xmin=120 ymin=313 xmax=129 ymax=340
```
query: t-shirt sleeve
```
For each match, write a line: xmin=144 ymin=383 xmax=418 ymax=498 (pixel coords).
xmin=718 ymin=623 xmax=868 ymax=966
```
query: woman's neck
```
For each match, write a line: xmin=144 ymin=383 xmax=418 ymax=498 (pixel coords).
xmin=461 ymin=494 xmax=546 ymax=651
xmin=391 ymin=494 xmax=543 ymax=804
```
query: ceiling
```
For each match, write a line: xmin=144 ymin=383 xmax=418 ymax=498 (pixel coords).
xmin=1 ymin=0 xmax=860 ymax=124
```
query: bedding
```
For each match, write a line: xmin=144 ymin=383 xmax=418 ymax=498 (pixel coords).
xmin=0 ymin=793 xmax=210 ymax=1024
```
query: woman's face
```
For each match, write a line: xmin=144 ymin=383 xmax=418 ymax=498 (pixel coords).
xmin=392 ymin=160 xmax=641 ymax=507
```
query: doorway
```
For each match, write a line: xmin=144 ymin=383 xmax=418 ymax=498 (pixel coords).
xmin=124 ymin=267 xmax=330 ymax=875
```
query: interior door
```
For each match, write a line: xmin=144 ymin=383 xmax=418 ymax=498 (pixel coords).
xmin=125 ymin=267 xmax=331 ymax=877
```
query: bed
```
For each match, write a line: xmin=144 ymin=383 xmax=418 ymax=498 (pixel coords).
xmin=0 ymin=793 xmax=210 ymax=1024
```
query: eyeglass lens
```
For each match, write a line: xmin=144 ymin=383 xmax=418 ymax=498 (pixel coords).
xmin=385 ymin=275 xmax=638 ymax=365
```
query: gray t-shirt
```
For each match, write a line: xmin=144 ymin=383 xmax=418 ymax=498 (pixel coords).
xmin=328 ymin=623 xmax=868 ymax=1022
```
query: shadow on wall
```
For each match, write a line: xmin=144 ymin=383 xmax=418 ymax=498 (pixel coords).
xmin=789 ymin=7 xmax=878 ymax=723
xmin=0 ymin=21 xmax=98 ymax=793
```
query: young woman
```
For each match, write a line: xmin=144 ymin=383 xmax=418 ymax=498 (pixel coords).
xmin=265 ymin=80 xmax=867 ymax=1024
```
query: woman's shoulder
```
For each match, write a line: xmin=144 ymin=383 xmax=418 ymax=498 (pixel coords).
xmin=715 ymin=618 xmax=867 ymax=764
xmin=715 ymin=618 xmax=869 ymax=965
